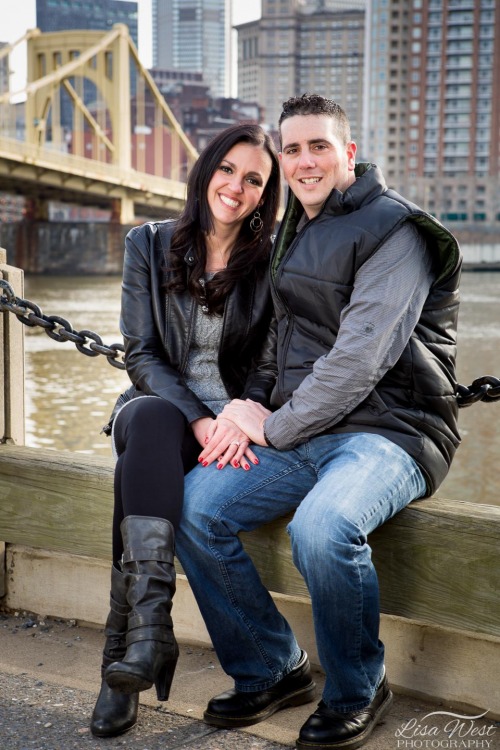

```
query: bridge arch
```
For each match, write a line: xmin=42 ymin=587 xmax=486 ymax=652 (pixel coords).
xmin=24 ymin=24 xmax=198 ymax=178
xmin=0 ymin=26 xmax=198 ymax=223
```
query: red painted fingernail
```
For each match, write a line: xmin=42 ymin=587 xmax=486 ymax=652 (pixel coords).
xmin=202 ymin=460 xmax=208 ymax=467
xmin=253 ymin=458 xmax=259 ymax=465
xmin=244 ymin=463 xmax=250 ymax=471
xmin=233 ymin=460 xmax=239 ymax=468
xmin=217 ymin=463 xmax=223 ymax=470
xmin=198 ymin=457 xmax=203 ymax=463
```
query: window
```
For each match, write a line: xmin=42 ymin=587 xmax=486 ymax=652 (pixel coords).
xmin=179 ymin=7 xmax=197 ymax=21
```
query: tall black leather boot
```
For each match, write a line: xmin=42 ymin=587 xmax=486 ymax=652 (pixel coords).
xmin=104 ymin=516 xmax=179 ymax=701
xmin=90 ymin=564 xmax=139 ymax=737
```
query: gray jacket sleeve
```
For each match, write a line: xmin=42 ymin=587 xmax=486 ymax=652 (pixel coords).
xmin=264 ymin=222 xmax=434 ymax=450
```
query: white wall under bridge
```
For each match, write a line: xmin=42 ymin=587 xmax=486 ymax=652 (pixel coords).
xmin=461 ymin=242 xmax=500 ymax=269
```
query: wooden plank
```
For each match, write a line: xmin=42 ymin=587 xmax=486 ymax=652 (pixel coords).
xmin=232 ymin=500 xmax=500 ymax=639
xmin=0 ymin=444 xmax=499 ymax=637
xmin=0 ymin=541 xmax=5 ymax=598
xmin=0 ymin=445 xmax=114 ymax=560
xmin=370 ymin=504 xmax=500 ymax=635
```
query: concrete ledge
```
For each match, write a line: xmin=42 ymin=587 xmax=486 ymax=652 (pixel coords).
xmin=3 ymin=544 xmax=499 ymax=719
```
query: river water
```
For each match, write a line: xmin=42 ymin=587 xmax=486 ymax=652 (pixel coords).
xmin=23 ymin=271 xmax=500 ymax=506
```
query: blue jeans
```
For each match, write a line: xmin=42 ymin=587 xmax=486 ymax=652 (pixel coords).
xmin=176 ymin=432 xmax=426 ymax=712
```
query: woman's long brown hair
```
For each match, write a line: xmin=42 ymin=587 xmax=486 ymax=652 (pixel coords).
xmin=164 ymin=123 xmax=281 ymax=315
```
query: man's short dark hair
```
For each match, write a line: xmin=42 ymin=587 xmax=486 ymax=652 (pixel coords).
xmin=279 ymin=93 xmax=352 ymax=145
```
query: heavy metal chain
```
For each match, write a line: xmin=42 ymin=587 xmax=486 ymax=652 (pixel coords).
xmin=0 ymin=278 xmax=125 ymax=370
xmin=456 ymin=376 xmax=500 ymax=407
xmin=1 ymin=278 xmax=500 ymax=405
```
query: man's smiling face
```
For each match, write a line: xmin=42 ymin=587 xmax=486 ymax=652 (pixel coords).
xmin=279 ymin=114 xmax=357 ymax=219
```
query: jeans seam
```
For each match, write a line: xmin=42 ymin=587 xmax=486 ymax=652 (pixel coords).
xmin=357 ymin=455 xmax=425 ymax=530
xmin=206 ymin=458 xmax=310 ymax=684
xmin=353 ymin=546 xmax=367 ymax=696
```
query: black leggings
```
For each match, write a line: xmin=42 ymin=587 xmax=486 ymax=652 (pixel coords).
xmin=112 ymin=397 xmax=200 ymax=563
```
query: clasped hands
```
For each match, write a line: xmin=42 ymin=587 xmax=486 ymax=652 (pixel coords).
xmin=192 ymin=399 xmax=271 ymax=470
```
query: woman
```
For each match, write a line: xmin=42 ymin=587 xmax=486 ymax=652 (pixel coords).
xmin=90 ymin=123 xmax=280 ymax=738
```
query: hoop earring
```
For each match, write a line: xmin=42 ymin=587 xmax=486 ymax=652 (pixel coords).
xmin=249 ymin=209 xmax=263 ymax=233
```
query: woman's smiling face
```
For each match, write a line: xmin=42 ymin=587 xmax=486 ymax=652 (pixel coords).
xmin=207 ymin=141 xmax=273 ymax=233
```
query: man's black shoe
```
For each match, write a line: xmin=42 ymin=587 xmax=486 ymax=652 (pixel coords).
xmin=203 ymin=650 xmax=316 ymax=728
xmin=296 ymin=674 xmax=393 ymax=749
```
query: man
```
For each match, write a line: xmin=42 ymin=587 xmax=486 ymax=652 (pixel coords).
xmin=176 ymin=94 xmax=461 ymax=750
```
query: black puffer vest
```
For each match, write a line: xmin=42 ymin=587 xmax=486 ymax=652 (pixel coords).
xmin=270 ymin=163 xmax=462 ymax=494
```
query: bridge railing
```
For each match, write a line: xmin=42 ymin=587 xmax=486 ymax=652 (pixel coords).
xmin=0 ymin=251 xmax=499 ymax=719
xmin=0 ymin=135 xmax=188 ymax=201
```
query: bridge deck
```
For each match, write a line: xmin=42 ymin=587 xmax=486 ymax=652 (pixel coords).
xmin=0 ymin=135 xmax=187 ymax=218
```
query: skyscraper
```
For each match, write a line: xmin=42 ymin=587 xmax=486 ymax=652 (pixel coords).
xmin=152 ymin=0 xmax=229 ymax=99
xmin=364 ymin=0 xmax=500 ymax=230
xmin=236 ymin=0 xmax=365 ymax=135
xmin=0 ymin=43 xmax=8 ymax=95
xmin=36 ymin=0 xmax=138 ymax=47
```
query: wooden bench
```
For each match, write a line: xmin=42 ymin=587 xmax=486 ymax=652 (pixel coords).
xmin=1 ymin=444 xmax=499 ymax=637
xmin=0 ymin=443 xmax=499 ymax=718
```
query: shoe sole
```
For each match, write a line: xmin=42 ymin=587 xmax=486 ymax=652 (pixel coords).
xmin=203 ymin=682 xmax=317 ymax=728
xmin=295 ymin=689 xmax=394 ymax=750
xmin=90 ymin=719 xmax=137 ymax=738
xmin=106 ymin=669 xmax=152 ymax=695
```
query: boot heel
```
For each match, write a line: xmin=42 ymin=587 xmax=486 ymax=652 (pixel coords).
xmin=116 ymin=516 xmax=179 ymax=703
xmin=155 ymin=655 xmax=178 ymax=701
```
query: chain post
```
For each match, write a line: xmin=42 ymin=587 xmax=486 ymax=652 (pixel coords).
xmin=0 ymin=248 xmax=25 ymax=600
xmin=0 ymin=248 xmax=25 ymax=447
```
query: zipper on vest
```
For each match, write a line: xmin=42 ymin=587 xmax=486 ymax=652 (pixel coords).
xmin=272 ymin=217 xmax=318 ymax=403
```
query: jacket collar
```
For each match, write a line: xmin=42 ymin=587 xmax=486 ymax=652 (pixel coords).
xmin=272 ymin=163 xmax=387 ymax=276
xmin=325 ymin=162 xmax=387 ymax=215
xmin=285 ymin=162 xmax=388 ymax=223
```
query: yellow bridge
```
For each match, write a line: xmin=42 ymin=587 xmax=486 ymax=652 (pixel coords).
xmin=0 ymin=25 xmax=198 ymax=222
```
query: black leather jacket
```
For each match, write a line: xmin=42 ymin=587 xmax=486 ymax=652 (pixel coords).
xmin=107 ymin=220 xmax=277 ymax=430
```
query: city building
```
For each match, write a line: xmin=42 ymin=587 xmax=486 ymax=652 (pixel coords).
xmin=364 ymin=0 xmax=500 ymax=232
xmin=35 ymin=0 xmax=139 ymax=132
xmin=0 ymin=42 xmax=8 ymax=95
xmin=0 ymin=43 xmax=26 ymax=221
xmin=0 ymin=41 xmax=9 ymax=133
xmin=144 ymin=70 xmax=264 ymax=155
xmin=236 ymin=0 xmax=365 ymax=136
xmin=152 ymin=0 xmax=229 ymax=98
xmin=36 ymin=0 xmax=138 ymax=46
